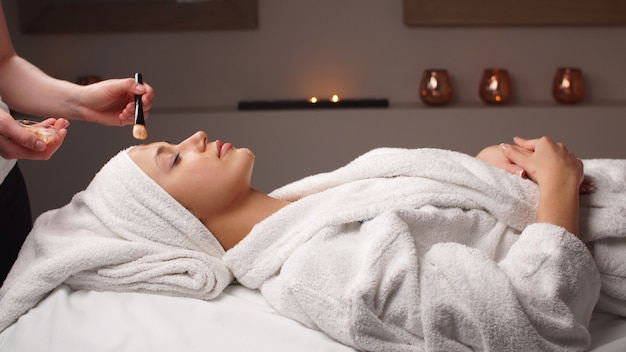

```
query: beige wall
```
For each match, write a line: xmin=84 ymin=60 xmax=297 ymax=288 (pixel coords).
xmin=3 ymin=0 xmax=626 ymax=218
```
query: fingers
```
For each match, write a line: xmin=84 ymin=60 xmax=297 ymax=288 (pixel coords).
xmin=118 ymin=81 xmax=154 ymax=125
xmin=0 ymin=118 xmax=46 ymax=152
xmin=22 ymin=127 xmax=67 ymax=160
xmin=42 ymin=117 xmax=70 ymax=130
xmin=499 ymin=141 xmax=538 ymax=182
xmin=503 ymin=163 xmax=526 ymax=178
xmin=579 ymin=178 xmax=595 ymax=194
xmin=0 ymin=115 xmax=68 ymax=159
xmin=503 ymin=136 xmax=584 ymax=189
xmin=0 ymin=127 xmax=66 ymax=160
xmin=118 ymin=102 xmax=135 ymax=125
xmin=512 ymin=136 xmax=536 ymax=152
xmin=475 ymin=145 xmax=526 ymax=178
xmin=52 ymin=118 xmax=70 ymax=129
xmin=500 ymin=143 xmax=530 ymax=167
xmin=132 ymin=82 xmax=146 ymax=95
xmin=138 ymin=82 xmax=154 ymax=116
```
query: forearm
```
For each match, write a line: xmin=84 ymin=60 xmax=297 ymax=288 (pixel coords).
xmin=535 ymin=180 xmax=580 ymax=236
xmin=0 ymin=55 xmax=83 ymax=119
xmin=0 ymin=4 xmax=83 ymax=119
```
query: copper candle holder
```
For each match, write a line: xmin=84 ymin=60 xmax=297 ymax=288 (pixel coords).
xmin=479 ymin=68 xmax=511 ymax=105
xmin=552 ymin=67 xmax=584 ymax=104
xmin=419 ymin=69 xmax=453 ymax=106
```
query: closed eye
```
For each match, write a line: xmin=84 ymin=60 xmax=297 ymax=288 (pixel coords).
xmin=155 ymin=142 xmax=179 ymax=171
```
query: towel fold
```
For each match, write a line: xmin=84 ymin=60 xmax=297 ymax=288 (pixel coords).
xmin=0 ymin=149 xmax=233 ymax=332
xmin=577 ymin=159 xmax=626 ymax=316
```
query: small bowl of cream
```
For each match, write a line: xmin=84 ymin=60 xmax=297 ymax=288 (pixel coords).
xmin=17 ymin=120 xmax=58 ymax=144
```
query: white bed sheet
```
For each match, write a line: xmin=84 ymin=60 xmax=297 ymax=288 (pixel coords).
xmin=0 ymin=285 xmax=354 ymax=352
xmin=0 ymin=284 xmax=625 ymax=352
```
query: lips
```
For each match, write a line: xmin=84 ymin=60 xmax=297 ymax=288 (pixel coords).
xmin=216 ymin=140 xmax=223 ymax=157
xmin=216 ymin=140 xmax=232 ymax=158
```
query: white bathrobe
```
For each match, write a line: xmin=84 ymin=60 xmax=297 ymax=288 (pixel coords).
xmin=224 ymin=148 xmax=610 ymax=352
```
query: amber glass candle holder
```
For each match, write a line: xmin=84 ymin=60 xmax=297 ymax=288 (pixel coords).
xmin=479 ymin=68 xmax=511 ymax=105
xmin=552 ymin=67 xmax=584 ymax=104
xmin=419 ymin=69 xmax=453 ymax=106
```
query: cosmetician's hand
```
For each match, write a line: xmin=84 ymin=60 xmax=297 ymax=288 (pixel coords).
xmin=74 ymin=77 xmax=154 ymax=126
xmin=0 ymin=110 xmax=68 ymax=160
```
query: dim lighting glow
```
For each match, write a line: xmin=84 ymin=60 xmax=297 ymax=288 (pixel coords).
xmin=489 ymin=78 xmax=499 ymax=91
xmin=331 ymin=94 xmax=340 ymax=103
xmin=428 ymin=76 xmax=438 ymax=89
xmin=309 ymin=97 xmax=318 ymax=103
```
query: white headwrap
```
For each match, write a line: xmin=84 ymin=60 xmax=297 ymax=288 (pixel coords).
xmin=0 ymin=148 xmax=233 ymax=332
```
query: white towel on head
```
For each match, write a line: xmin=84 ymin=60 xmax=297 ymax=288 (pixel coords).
xmin=0 ymin=148 xmax=233 ymax=332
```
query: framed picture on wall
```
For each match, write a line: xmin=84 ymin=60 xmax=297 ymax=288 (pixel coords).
xmin=404 ymin=0 xmax=626 ymax=26
xmin=18 ymin=0 xmax=258 ymax=34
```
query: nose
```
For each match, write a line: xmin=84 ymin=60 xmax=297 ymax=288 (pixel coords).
xmin=180 ymin=131 xmax=208 ymax=152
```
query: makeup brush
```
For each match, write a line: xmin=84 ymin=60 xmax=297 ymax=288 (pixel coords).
xmin=132 ymin=72 xmax=148 ymax=140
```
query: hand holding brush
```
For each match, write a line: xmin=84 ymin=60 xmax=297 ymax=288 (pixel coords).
xmin=132 ymin=72 xmax=148 ymax=140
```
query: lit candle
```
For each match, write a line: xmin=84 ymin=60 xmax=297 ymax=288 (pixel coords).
xmin=552 ymin=67 xmax=583 ymax=104
xmin=479 ymin=68 xmax=511 ymax=105
xmin=237 ymin=97 xmax=389 ymax=110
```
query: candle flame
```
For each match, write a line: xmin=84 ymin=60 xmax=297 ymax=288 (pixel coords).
xmin=488 ymin=77 xmax=499 ymax=91
xmin=428 ymin=76 xmax=438 ymax=89
xmin=309 ymin=97 xmax=318 ymax=103
xmin=331 ymin=94 xmax=340 ymax=103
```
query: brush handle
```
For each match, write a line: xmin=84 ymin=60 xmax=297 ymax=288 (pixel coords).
xmin=134 ymin=73 xmax=145 ymax=125
xmin=135 ymin=72 xmax=143 ymax=85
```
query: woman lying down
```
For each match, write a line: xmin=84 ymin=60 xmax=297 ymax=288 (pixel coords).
xmin=2 ymin=132 xmax=626 ymax=351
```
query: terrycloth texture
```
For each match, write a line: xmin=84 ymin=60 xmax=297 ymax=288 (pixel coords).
xmin=0 ymin=149 xmax=233 ymax=332
xmin=579 ymin=159 xmax=626 ymax=316
xmin=224 ymin=148 xmax=614 ymax=352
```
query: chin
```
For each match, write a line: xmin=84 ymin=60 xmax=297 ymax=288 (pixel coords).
xmin=241 ymin=148 xmax=255 ymax=159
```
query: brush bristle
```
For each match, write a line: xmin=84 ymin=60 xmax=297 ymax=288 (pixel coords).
xmin=132 ymin=124 xmax=148 ymax=140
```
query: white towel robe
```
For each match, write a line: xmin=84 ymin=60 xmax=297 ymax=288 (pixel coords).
xmin=225 ymin=148 xmax=601 ymax=352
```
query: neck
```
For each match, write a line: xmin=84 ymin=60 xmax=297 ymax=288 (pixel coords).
xmin=204 ymin=189 xmax=290 ymax=251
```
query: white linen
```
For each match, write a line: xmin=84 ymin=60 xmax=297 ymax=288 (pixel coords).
xmin=0 ymin=149 xmax=233 ymax=332
xmin=225 ymin=148 xmax=626 ymax=351
xmin=0 ymin=285 xmax=355 ymax=352
xmin=0 ymin=285 xmax=625 ymax=352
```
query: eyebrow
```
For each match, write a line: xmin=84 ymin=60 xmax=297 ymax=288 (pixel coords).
xmin=154 ymin=143 xmax=173 ymax=171
xmin=154 ymin=145 xmax=165 ymax=169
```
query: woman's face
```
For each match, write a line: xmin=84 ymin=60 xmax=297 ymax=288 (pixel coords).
xmin=128 ymin=131 xmax=255 ymax=220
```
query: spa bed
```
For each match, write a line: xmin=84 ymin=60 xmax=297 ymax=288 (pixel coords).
xmin=0 ymin=284 xmax=625 ymax=352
